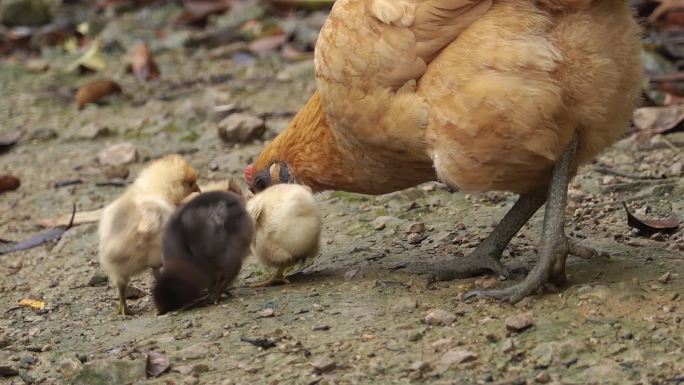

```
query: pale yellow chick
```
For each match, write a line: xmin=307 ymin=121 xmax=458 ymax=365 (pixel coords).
xmin=98 ymin=154 xmax=200 ymax=315
xmin=246 ymin=184 xmax=322 ymax=287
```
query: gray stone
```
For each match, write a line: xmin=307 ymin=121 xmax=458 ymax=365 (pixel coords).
xmin=217 ymin=113 xmax=265 ymax=143
xmin=439 ymin=349 xmax=477 ymax=366
xmin=97 ymin=143 xmax=138 ymax=167
xmin=505 ymin=312 xmax=535 ymax=332
xmin=424 ymin=309 xmax=456 ymax=326
xmin=311 ymin=357 xmax=336 ymax=373
xmin=72 ymin=358 xmax=145 ymax=385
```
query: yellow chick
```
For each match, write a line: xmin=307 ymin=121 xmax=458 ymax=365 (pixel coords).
xmin=246 ymin=184 xmax=322 ymax=287
xmin=98 ymin=154 xmax=200 ymax=315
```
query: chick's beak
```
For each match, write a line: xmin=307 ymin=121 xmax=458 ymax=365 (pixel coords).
xmin=192 ymin=182 xmax=201 ymax=193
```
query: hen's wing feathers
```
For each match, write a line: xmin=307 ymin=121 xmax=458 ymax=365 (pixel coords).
xmin=314 ymin=0 xmax=491 ymax=158
xmin=317 ymin=0 xmax=491 ymax=90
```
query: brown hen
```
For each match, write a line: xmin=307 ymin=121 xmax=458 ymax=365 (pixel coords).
xmin=245 ymin=0 xmax=643 ymax=303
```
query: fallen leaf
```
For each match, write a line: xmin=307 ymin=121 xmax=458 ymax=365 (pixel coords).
xmin=649 ymin=0 xmax=684 ymax=23
xmin=0 ymin=175 xmax=21 ymax=193
xmin=67 ymin=38 xmax=106 ymax=73
xmin=0 ymin=205 xmax=76 ymax=255
xmin=623 ymin=202 xmax=680 ymax=234
xmin=280 ymin=44 xmax=310 ymax=61
xmin=125 ymin=42 xmax=160 ymax=81
xmin=18 ymin=299 xmax=45 ymax=310
xmin=36 ymin=208 xmax=103 ymax=228
xmin=268 ymin=0 xmax=335 ymax=12
xmin=75 ymin=79 xmax=122 ymax=109
xmin=248 ymin=34 xmax=287 ymax=54
xmin=146 ymin=351 xmax=170 ymax=378
xmin=173 ymin=0 xmax=233 ymax=26
xmin=632 ymin=105 xmax=684 ymax=134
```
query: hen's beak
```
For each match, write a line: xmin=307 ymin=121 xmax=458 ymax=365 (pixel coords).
xmin=192 ymin=183 xmax=201 ymax=193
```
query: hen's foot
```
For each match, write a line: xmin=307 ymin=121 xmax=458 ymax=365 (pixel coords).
xmin=463 ymin=238 xmax=605 ymax=302
xmin=463 ymin=134 xmax=581 ymax=304
xmin=394 ymin=251 xmax=508 ymax=284
xmin=250 ymin=267 xmax=290 ymax=288
xmin=392 ymin=190 xmax=546 ymax=284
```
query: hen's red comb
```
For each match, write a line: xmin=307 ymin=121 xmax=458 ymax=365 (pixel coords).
xmin=244 ymin=164 xmax=255 ymax=186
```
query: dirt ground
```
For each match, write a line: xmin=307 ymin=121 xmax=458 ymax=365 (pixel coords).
xmin=1 ymin=3 xmax=683 ymax=385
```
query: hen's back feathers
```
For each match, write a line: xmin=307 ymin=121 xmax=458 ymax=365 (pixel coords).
xmin=313 ymin=0 xmax=642 ymax=194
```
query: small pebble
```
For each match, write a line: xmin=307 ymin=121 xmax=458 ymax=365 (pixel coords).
xmin=311 ymin=357 xmax=336 ymax=373
xmin=424 ymin=309 xmax=457 ymax=326
xmin=657 ymin=272 xmax=671 ymax=284
xmin=407 ymin=222 xmax=426 ymax=234
xmin=410 ymin=361 xmax=430 ymax=372
xmin=535 ymin=371 xmax=551 ymax=383
xmin=505 ymin=313 xmax=535 ymax=333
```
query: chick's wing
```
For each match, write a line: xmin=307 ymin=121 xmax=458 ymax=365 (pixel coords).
xmin=136 ymin=198 xmax=175 ymax=236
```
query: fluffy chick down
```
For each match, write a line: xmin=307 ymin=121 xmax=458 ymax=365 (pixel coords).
xmin=246 ymin=184 xmax=322 ymax=286
xmin=98 ymin=154 xmax=199 ymax=315
xmin=153 ymin=189 xmax=254 ymax=315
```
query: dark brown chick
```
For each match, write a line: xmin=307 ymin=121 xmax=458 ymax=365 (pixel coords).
xmin=153 ymin=189 xmax=254 ymax=315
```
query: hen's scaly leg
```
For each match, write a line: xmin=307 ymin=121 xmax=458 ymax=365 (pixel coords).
xmin=464 ymin=134 xmax=600 ymax=303
xmin=396 ymin=190 xmax=546 ymax=282
xmin=116 ymin=283 xmax=132 ymax=316
xmin=250 ymin=266 xmax=290 ymax=288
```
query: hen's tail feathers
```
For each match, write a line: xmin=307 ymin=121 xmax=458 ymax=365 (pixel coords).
xmin=152 ymin=259 xmax=208 ymax=315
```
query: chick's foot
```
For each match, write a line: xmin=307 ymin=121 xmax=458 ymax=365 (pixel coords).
xmin=463 ymin=134 xmax=584 ymax=304
xmin=116 ymin=285 xmax=132 ymax=316
xmin=250 ymin=267 xmax=290 ymax=288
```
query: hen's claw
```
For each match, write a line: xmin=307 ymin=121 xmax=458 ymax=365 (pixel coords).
xmin=398 ymin=252 xmax=509 ymax=284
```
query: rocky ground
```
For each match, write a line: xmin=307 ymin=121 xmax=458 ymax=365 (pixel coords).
xmin=1 ymin=1 xmax=683 ymax=385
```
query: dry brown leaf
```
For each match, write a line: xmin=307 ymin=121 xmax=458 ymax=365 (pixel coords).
xmin=37 ymin=208 xmax=103 ymax=228
xmin=173 ymin=0 xmax=233 ymax=26
xmin=0 ymin=175 xmax=21 ymax=194
xmin=248 ymin=34 xmax=287 ymax=54
xmin=633 ymin=105 xmax=684 ymax=133
xmin=623 ymin=202 xmax=680 ymax=234
xmin=75 ymin=79 xmax=122 ymax=109
xmin=126 ymin=42 xmax=160 ymax=81
xmin=649 ymin=0 xmax=684 ymax=22
xmin=18 ymin=299 xmax=45 ymax=310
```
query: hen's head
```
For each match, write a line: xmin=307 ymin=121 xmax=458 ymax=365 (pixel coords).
xmin=135 ymin=154 xmax=200 ymax=204
xmin=244 ymin=160 xmax=295 ymax=194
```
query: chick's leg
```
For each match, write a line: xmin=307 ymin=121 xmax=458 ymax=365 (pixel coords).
xmin=116 ymin=283 xmax=132 ymax=316
xmin=464 ymin=134 xmax=599 ymax=303
xmin=250 ymin=266 xmax=290 ymax=288
xmin=397 ymin=190 xmax=546 ymax=282
xmin=210 ymin=277 xmax=229 ymax=304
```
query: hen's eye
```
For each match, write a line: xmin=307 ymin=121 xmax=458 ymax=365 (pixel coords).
xmin=254 ymin=176 xmax=268 ymax=192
